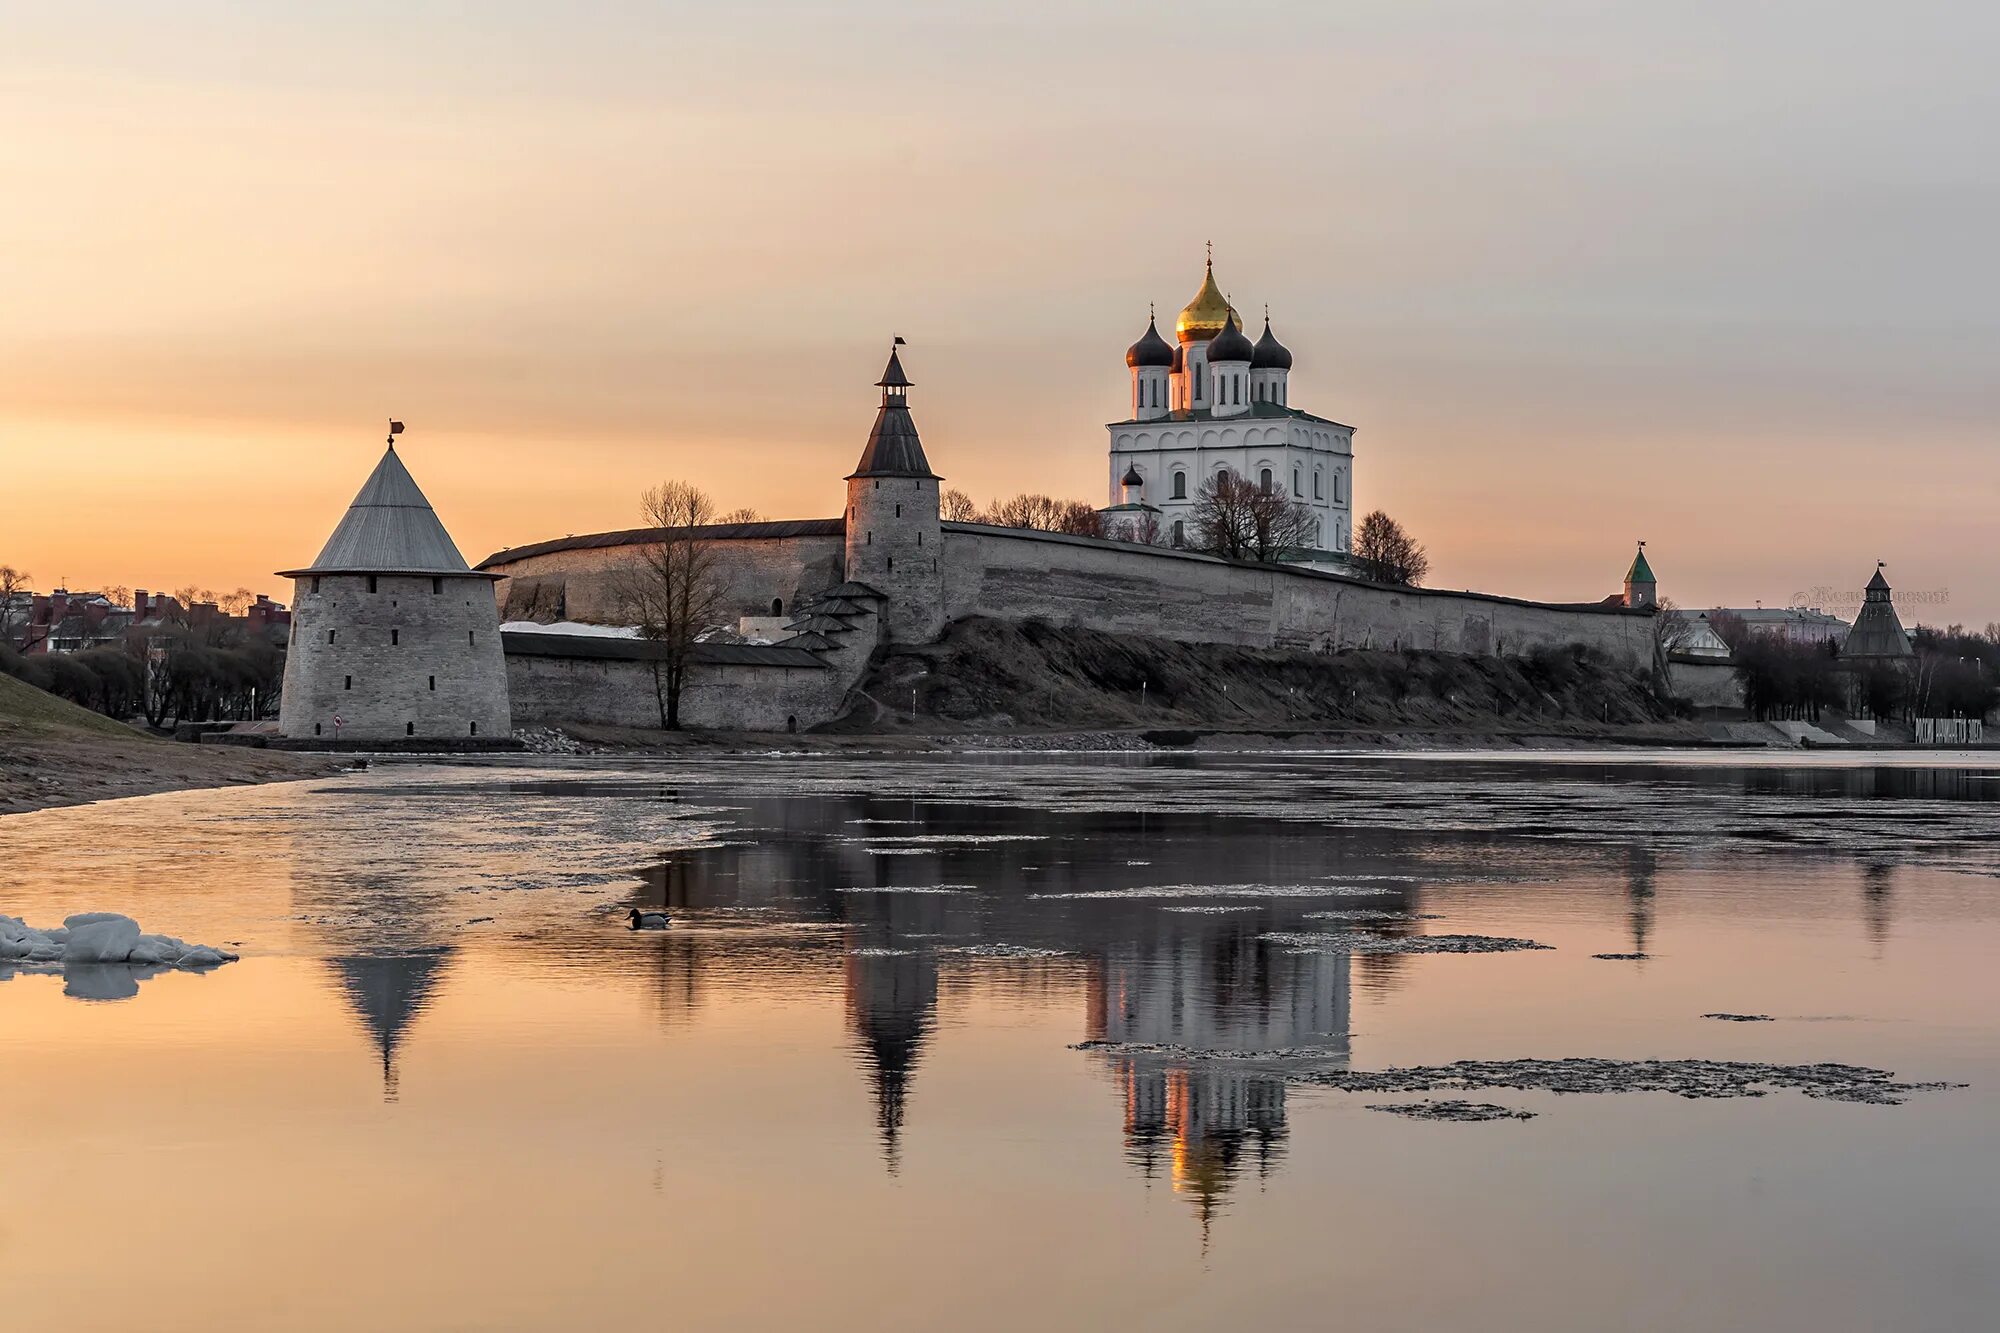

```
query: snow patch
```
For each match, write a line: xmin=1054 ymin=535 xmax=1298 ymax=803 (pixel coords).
xmin=1 ymin=915 xmax=240 ymax=998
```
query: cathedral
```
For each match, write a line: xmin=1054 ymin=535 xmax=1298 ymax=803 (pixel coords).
xmin=1104 ymin=254 xmax=1355 ymax=561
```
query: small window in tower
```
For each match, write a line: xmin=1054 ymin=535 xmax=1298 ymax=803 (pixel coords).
xmin=917 ymin=532 xmax=922 ymax=546
xmin=327 ymin=629 xmax=336 ymax=644
xmin=867 ymin=532 xmax=872 ymax=545
xmin=1171 ymin=520 xmax=1185 ymax=546
xmin=772 ymin=597 xmax=784 ymax=616
xmin=406 ymin=722 xmax=415 ymax=736
xmin=429 ymin=675 xmax=436 ymax=691
xmin=311 ymin=577 xmax=321 ymax=594
xmin=368 ymin=576 xmax=378 ymax=594
xmin=344 ymin=675 xmax=352 ymax=690
xmin=1172 ymin=471 xmax=1187 ymax=500
xmin=432 ymin=577 xmax=442 ymax=594
xmin=887 ymin=557 xmax=893 ymax=573
xmin=1314 ymin=471 xmax=1323 ymax=499
xmin=1293 ymin=469 xmax=1301 ymax=497
xmin=874 ymin=479 xmax=881 ymax=490
xmin=470 ymin=722 xmax=478 ymax=736
xmin=895 ymin=504 xmax=901 ymax=518
xmin=314 ymin=722 xmax=322 ymax=736
xmin=468 ymin=630 xmax=475 ymax=646
xmin=1259 ymin=468 xmax=1273 ymax=494
xmin=391 ymin=629 xmax=399 ymax=646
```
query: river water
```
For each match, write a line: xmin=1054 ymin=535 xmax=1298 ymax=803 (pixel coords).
xmin=4 ymin=751 xmax=1997 ymax=1331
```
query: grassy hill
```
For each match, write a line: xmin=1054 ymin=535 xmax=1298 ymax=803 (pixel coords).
xmin=0 ymin=670 xmax=159 ymax=740
xmin=0 ymin=671 xmax=339 ymax=814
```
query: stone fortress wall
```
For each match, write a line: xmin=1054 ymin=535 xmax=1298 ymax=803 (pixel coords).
xmin=281 ymin=572 xmax=512 ymax=740
xmin=487 ymin=524 xmax=845 ymax=625
xmin=940 ymin=524 xmax=1655 ymax=663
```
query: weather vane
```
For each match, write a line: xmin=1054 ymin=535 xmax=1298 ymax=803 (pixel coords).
xmin=387 ymin=419 xmax=405 ymax=448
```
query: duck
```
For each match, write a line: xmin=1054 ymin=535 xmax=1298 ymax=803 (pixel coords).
xmin=628 ymin=908 xmax=672 ymax=930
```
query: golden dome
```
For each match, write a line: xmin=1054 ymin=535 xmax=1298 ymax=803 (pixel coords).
xmin=1175 ymin=259 xmax=1241 ymax=344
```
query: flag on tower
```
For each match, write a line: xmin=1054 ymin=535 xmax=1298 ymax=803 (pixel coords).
xmin=388 ymin=420 xmax=405 ymax=435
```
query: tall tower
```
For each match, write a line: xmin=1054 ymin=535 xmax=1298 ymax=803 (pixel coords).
xmin=1623 ymin=542 xmax=1658 ymax=610
xmin=844 ymin=346 xmax=944 ymax=644
xmin=278 ymin=428 xmax=512 ymax=743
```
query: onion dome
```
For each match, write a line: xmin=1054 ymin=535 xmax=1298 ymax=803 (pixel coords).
xmin=1207 ymin=310 xmax=1254 ymax=363
xmin=1251 ymin=315 xmax=1292 ymax=370
xmin=1176 ymin=258 xmax=1242 ymax=344
xmin=1126 ymin=316 xmax=1174 ymax=368
xmin=1121 ymin=464 xmax=1144 ymax=488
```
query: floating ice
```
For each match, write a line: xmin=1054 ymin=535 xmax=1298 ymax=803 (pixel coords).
xmin=0 ymin=914 xmax=239 ymax=999
xmin=1263 ymin=931 xmax=1552 ymax=954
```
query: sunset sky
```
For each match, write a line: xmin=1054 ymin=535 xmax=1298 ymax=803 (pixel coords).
xmin=4 ymin=1 xmax=1996 ymax=624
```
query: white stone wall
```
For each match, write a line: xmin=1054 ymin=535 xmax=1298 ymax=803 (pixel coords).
xmin=279 ymin=573 xmax=511 ymax=740
xmin=1108 ymin=416 xmax=1354 ymax=552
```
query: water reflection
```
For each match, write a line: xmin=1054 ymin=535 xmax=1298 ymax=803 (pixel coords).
xmin=634 ymin=792 xmax=1376 ymax=1221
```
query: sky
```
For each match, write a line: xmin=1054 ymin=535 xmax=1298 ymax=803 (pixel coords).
xmin=3 ymin=1 xmax=1997 ymax=625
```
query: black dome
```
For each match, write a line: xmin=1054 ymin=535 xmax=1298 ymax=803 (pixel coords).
xmin=1125 ymin=317 xmax=1174 ymax=368
xmin=1121 ymin=464 xmax=1144 ymax=487
xmin=1207 ymin=311 xmax=1254 ymax=363
xmin=1251 ymin=317 xmax=1292 ymax=370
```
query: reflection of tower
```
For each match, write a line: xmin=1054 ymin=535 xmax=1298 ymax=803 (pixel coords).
xmin=327 ymin=947 xmax=453 ymax=1102
xmin=841 ymin=887 xmax=947 ymax=1172
xmin=1088 ymin=922 xmax=1350 ymax=1240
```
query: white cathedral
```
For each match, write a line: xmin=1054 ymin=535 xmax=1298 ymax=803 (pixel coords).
xmin=1103 ymin=255 xmax=1354 ymax=561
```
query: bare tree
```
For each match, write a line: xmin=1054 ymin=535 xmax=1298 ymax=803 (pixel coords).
xmin=1193 ymin=469 xmax=1316 ymax=561
xmin=0 ymin=564 xmax=30 ymax=646
xmin=618 ymin=481 xmax=726 ymax=730
xmin=940 ymin=489 xmax=980 ymax=523
xmin=1105 ymin=511 xmax=1164 ymax=546
xmin=101 ymin=584 xmax=132 ymax=611
xmin=1351 ymin=510 xmax=1430 ymax=586
xmin=1652 ymin=596 xmax=1694 ymax=651
xmin=986 ymin=493 xmax=1064 ymax=530
xmin=1052 ymin=500 xmax=1104 ymax=538
xmin=716 ymin=507 xmax=761 ymax=525
xmin=219 ymin=587 xmax=256 ymax=616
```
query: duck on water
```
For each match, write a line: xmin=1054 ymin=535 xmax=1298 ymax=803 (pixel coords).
xmin=628 ymin=909 xmax=671 ymax=931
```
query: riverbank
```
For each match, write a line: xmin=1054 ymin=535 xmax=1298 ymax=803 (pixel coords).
xmin=0 ymin=674 xmax=345 ymax=816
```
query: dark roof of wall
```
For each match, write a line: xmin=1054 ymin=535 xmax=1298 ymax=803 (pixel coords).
xmin=479 ymin=518 xmax=844 ymax=569
xmin=941 ymin=521 xmax=1653 ymax=618
xmin=500 ymin=630 xmax=827 ymax=668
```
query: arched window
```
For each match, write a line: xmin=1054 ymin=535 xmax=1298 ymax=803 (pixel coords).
xmin=406 ymin=722 xmax=415 ymax=736
xmin=1313 ymin=471 xmax=1323 ymax=499
xmin=1171 ymin=519 xmax=1185 ymax=546
xmin=470 ymin=722 xmax=478 ymax=736
xmin=1172 ymin=471 xmax=1187 ymax=499
xmin=771 ymin=597 xmax=784 ymax=616
xmin=1259 ymin=468 xmax=1273 ymax=493
xmin=1293 ymin=468 xmax=1301 ymax=497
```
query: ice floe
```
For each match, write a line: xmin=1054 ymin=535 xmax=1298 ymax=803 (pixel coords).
xmin=2 ymin=913 xmax=239 ymax=969
xmin=1369 ymin=1100 xmax=1537 ymax=1122
xmin=1 ymin=914 xmax=240 ymax=1000
xmin=1263 ymin=931 xmax=1552 ymax=954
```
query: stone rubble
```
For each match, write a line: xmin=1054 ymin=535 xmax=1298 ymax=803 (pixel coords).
xmin=1369 ymin=1100 xmax=1537 ymax=1122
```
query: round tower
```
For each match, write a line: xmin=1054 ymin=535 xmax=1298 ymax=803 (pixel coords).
xmin=277 ymin=426 xmax=512 ymax=743
xmin=844 ymin=345 xmax=944 ymax=645
xmin=1126 ymin=308 xmax=1173 ymax=421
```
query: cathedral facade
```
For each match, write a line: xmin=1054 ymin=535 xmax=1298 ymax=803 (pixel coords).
xmin=1105 ymin=256 xmax=1355 ymax=559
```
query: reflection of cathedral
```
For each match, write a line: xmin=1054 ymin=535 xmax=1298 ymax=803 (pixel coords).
xmin=1086 ymin=926 xmax=1351 ymax=1233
